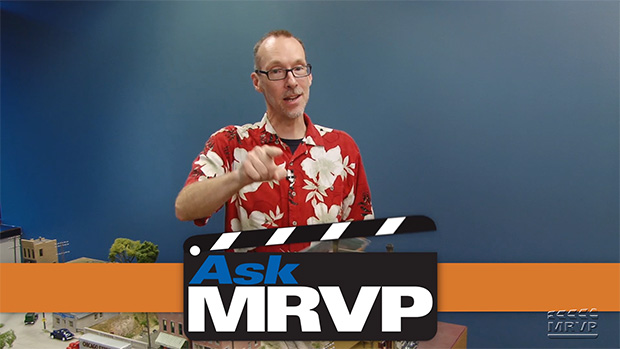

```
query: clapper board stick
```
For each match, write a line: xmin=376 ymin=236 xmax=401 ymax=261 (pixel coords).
xmin=184 ymin=215 xmax=436 ymax=253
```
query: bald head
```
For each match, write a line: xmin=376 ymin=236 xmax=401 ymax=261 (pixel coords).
xmin=253 ymin=29 xmax=306 ymax=70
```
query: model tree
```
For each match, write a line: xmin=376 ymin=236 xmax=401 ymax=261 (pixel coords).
xmin=0 ymin=325 xmax=16 ymax=349
xmin=108 ymin=238 xmax=159 ymax=263
xmin=136 ymin=240 xmax=159 ymax=263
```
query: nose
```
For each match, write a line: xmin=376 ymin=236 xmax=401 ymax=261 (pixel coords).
xmin=284 ymin=70 xmax=298 ymax=88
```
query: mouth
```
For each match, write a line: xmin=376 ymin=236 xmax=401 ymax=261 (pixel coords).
xmin=283 ymin=93 xmax=302 ymax=102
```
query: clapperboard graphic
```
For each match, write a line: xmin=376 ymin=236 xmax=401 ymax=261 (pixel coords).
xmin=184 ymin=216 xmax=438 ymax=341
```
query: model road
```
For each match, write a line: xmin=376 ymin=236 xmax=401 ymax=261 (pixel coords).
xmin=0 ymin=313 xmax=79 ymax=349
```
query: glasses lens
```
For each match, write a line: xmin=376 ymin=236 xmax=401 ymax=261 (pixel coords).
xmin=266 ymin=65 xmax=311 ymax=80
xmin=292 ymin=65 xmax=309 ymax=77
xmin=269 ymin=68 xmax=285 ymax=80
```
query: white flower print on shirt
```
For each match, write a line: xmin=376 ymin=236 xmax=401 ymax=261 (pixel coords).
xmin=304 ymin=136 xmax=316 ymax=146
xmin=236 ymin=122 xmax=261 ymax=140
xmin=341 ymin=155 xmax=356 ymax=180
xmin=230 ymin=206 xmax=267 ymax=231
xmin=302 ymin=179 xmax=329 ymax=204
xmin=265 ymin=206 xmax=284 ymax=227
xmin=301 ymin=146 xmax=344 ymax=188
xmin=313 ymin=124 xmax=333 ymax=136
xmin=210 ymin=127 xmax=228 ymax=138
xmin=307 ymin=203 xmax=341 ymax=225
xmin=341 ymin=186 xmax=356 ymax=221
xmin=196 ymin=150 xmax=225 ymax=181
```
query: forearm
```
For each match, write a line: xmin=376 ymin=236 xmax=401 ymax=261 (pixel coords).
xmin=175 ymin=171 xmax=247 ymax=221
xmin=176 ymin=144 xmax=285 ymax=222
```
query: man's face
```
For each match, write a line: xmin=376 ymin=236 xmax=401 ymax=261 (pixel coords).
xmin=252 ymin=36 xmax=312 ymax=121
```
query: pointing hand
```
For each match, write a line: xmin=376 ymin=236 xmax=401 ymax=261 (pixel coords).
xmin=237 ymin=145 xmax=287 ymax=186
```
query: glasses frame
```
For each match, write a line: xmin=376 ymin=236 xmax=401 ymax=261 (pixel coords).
xmin=255 ymin=64 xmax=312 ymax=81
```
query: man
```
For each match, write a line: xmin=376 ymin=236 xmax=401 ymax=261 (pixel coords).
xmin=175 ymin=30 xmax=374 ymax=251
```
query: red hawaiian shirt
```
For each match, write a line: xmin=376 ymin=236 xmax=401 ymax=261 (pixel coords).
xmin=183 ymin=113 xmax=374 ymax=252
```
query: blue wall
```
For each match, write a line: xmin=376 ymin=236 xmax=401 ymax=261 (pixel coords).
xmin=1 ymin=2 xmax=618 ymax=347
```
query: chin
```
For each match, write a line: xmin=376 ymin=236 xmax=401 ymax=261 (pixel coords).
xmin=284 ymin=109 xmax=304 ymax=119
xmin=286 ymin=112 xmax=303 ymax=119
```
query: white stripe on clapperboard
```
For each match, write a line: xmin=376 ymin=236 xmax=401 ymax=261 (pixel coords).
xmin=376 ymin=216 xmax=406 ymax=235
xmin=211 ymin=232 xmax=240 ymax=251
xmin=265 ymin=227 xmax=296 ymax=246
xmin=209 ymin=216 xmax=407 ymax=250
xmin=320 ymin=221 xmax=351 ymax=240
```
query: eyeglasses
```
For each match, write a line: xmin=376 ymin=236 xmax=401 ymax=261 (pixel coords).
xmin=255 ymin=64 xmax=312 ymax=81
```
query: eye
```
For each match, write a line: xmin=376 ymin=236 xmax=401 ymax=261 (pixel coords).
xmin=293 ymin=66 xmax=305 ymax=72
xmin=270 ymin=68 xmax=283 ymax=74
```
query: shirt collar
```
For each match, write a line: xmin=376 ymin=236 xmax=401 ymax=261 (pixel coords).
xmin=260 ymin=113 xmax=325 ymax=147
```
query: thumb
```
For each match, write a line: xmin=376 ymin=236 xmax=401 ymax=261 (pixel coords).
xmin=273 ymin=166 xmax=287 ymax=181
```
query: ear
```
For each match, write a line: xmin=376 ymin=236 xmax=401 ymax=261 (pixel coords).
xmin=251 ymin=72 xmax=262 ymax=93
xmin=308 ymin=72 xmax=313 ymax=86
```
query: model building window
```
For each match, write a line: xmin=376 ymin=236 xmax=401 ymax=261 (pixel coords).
xmin=39 ymin=249 xmax=43 ymax=256
xmin=178 ymin=323 xmax=183 ymax=335
xmin=163 ymin=319 xmax=167 ymax=331
xmin=171 ymin=321 xmax=175 ymax=333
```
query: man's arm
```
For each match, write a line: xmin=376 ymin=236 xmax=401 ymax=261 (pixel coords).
xmin=175 ymin=171 xmax=245 ymax=221
xmin=175 ymin=145 xmax=287 ymax=222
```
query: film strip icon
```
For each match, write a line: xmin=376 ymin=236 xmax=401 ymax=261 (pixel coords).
xmin=184 ymin=215 xmax=436 ymax=253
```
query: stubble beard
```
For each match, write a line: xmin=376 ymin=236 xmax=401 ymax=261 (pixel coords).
xmin=267 ymin=88 xmax=309 ymax=121
xmin=284 ymin=91 xmax=309 ymax=120
xmin=285 ymin=109 xmax=304 ymax=119
xmin=279 ymin=96 xmax=307 ymax=120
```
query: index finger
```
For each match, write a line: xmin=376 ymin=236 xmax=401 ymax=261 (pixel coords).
xmin=262 ymin=145 xmax=284 ymax=158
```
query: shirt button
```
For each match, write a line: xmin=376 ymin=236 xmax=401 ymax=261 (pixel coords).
xmin=291 ymin=191 xmax=296 ymax=197
xmin=289 ymin=162 xmax=294 ymax=166
xmin=275 ymin=140 xmax=280 ymax=144
xmin=292 ymin=221 xmax=297 ymax=226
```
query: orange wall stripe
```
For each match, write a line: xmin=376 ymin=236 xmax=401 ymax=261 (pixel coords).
xmin=0 ymin=263 xmax=618 ymax=312
xmin=0 ymin=263 xmax=184 ymax=313
xmin=437 ymin=263 xmax=619 ymax=312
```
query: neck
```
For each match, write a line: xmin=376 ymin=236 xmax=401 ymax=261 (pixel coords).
xmin=267 ymin=113 xmax=306 ymax=139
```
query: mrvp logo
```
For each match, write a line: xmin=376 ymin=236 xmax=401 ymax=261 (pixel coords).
xmin=184 ymin=252 xmax=437 ymax=340
xmin=183 ymin=217 xmax=438 ymax=340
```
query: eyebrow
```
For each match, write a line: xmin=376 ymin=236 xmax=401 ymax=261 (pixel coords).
xmin=264 ymin=59 xmax=306 ymax=69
